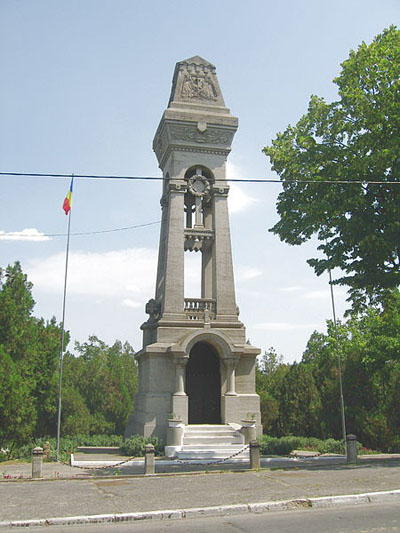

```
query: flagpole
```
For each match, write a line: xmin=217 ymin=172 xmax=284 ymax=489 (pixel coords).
xmin=56 ymin=175 xmax=73 ymax=461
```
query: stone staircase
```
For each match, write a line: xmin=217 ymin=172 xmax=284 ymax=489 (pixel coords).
xmin=175 ymin=424 xmax=248 ymax=460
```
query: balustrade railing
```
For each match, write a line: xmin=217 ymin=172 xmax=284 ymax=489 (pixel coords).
xmin=184 ymin=298 xmax=216 ymax=320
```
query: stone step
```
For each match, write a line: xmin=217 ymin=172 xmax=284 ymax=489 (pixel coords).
xmin=183 ymin=436 xmax=243 ymax=445
xmin=176 ymin=446 xmax=249 ymax=460
xmin=185 ymin=424 xmax=234 ymax=431
xmin=180 ymin=443 xmax=244 ymax=450
xmin=167 ymin=424 xmax=246 ymax=460
xmin=184 ymin=428 xmax=237 ymax=435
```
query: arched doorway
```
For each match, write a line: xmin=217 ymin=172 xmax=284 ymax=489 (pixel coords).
xmin=186 ymin=342 xmax=221 ymax=424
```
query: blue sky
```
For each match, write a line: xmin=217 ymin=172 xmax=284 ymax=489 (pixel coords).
xmin=1 ymin=0 xmax=399 ymax=362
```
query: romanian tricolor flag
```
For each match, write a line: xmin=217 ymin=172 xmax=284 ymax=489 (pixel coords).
xmin=63 ymin=177 xmax=73 ymax=215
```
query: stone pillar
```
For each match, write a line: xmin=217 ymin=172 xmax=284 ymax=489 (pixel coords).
xmin=144 ymin=444 xmax=155 ymax=475
xmin=32 ymin=447 xmax=43 ymax=479
xmin=224 ymin=358 xmax=238 ymax=396
xmin=161 ymin=182 xmax=185 ymax=320
xmin=171 ymin=356 xmax=188 ymax=422
xmin=240 ymin=420 xmax=257 ymax=444
xmin=212 ymin=187 xmax=238 ymax=319
xmin=346 ymin=434 xmax=358 ymax=463
xmin=165 ymin=419 xmax=185 ymax=458
xmin=249 ymin=440 xmax=260 ymax=470
xmin=173 ymin=356 xmax=188 ymax=395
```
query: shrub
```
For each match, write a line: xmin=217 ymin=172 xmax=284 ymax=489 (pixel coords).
xmin=119 ymin=435 xmax=163 ymax=457
xmin=5 ymin=434 xmax=124 ymax=463
xmin=259 ymin=435 xmax=362 ymax=456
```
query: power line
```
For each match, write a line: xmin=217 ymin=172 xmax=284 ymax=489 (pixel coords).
xmin=47 ymin=220 xmax=161 ymax=237
xmin=0 ymin=171 xmax=399 ymax=185
xmin=1 ymin=221 xmax=161 ymax=239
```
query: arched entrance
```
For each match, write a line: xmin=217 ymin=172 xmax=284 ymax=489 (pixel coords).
xmin=186 ymin=342 xmax=221 ymax=424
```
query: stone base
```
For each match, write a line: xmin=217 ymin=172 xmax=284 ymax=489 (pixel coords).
xmin=125 ymin=330 xmax=261 ymax=443
xmin=171 ymin=394 xmax=188 ymax=423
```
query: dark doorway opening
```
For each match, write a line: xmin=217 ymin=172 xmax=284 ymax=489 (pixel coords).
xmin=186 ymin=342 xmax=221 ymax=424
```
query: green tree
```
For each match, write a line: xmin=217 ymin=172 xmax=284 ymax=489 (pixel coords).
xmin=0 ymin=262 xmax=64 ymax=443
xmin=0 ymin=347 xmax=35 ymax=447
xmin=256 ymin=348 xmax=288 ymax=434
xmin=299 ymin=291 xmax=400 ymax=450
xmin=62 ymin=336 xmax=138 ymax=435
xmin=275 ymin=363 xmax=322 ymax=437
xmin=264 ymin=27 xmax=400 ymax=309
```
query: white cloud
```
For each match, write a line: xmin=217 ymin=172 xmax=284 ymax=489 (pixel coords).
xmin=236 ymin=266 xmax=263 ymax=281
xmin=0 ymin=228 xmax=50 ymax=241
xmin=27 ymin=248 xmax=157 ymax=299
xmin=303 ymin=288 xmax=347 ymax=300
xmin=303 ymin=289 xmax=329 ymax=300
xmin=228 ymin=184 xmax=257 ymax=213
xmin=226 ymin=162 xmax=258 ymax=214
xmin=122 ymin=299 xmax=142 ymax=308
xmin=280 ymin=286 xmax=304 ymax=293
xmin=254 ymin=322 xmax=319 ymax=331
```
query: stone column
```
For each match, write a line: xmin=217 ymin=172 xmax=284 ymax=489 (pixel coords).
xmin=173 ymin=356 xmax=189 ymax=396
xmin=172 ymin=356 xmax=189 ymax=423
xmin=224 ymin=358 xmax=238 ymax=396
xmin=212 ymin=187 xmax=238 ymax=320
xmin=161 ymin=181 xmax=186 ymax=319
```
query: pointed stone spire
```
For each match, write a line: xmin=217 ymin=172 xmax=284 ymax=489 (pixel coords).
xmin=168 ymin=56 xmax=226 ymax=108
xmin=153 ymin=55 xmax=238 ymax=168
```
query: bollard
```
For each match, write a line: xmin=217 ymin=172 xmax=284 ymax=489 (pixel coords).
xmin=240 ymin=420 xmax=257 ymax=444
xmin=32 ymin=447 xmax=44 ymax=479
xmin=346 ymin=434 xmax=358 ymax=463
xmin=144 ymin=444 xmax=155 ymax=475
xmin=249 ymin=440 xmax=260 ymax=470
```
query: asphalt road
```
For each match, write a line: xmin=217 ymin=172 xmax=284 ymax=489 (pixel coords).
xmin=6 ymin=502 xmax=400 ymax=533
xmin=2 ymin=462 xmax=400 ymax=523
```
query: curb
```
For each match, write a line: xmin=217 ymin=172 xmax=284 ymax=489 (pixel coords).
xmin=1 ymin=489 xmax=399 ymax=528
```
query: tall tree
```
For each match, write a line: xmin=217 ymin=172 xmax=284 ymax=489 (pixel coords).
xmin=264 ymin=27 xmax=400 ymax=309
xmin=0 ymin=263 xmax=63 ymax=443
xmin=256 ymin=348 xmax=288 ymax=434
xmin=62 ymin=336 xmax=138 ymax=435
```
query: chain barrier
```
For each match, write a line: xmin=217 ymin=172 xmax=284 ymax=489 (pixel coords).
xmin=59 ymin=455 xmax=138 ymax=471
xmin=60 ymin=444 xmax=250 ymax=471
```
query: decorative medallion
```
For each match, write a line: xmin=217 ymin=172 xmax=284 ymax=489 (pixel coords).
xmin=187 ymin=175 xmax=210 ymax=199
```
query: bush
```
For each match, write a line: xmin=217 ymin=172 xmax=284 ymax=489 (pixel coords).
xmin=5 ymin=434 xmax=124 ymax=463
xmin=120 ymin=435 xmax=163 ymax=457
xmin=259 ymin=435 xmax=356 ymax=456
xmin=259 ymin=435 xmax=308 ymax=455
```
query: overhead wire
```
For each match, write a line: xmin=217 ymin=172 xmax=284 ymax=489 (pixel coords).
xmin=0 ymin=171 xmax=399 ymax=185
xmin=0 ymin=221 xmax=161 ymax=239
xmin=1 ymin=169 xmax=398 ymax=239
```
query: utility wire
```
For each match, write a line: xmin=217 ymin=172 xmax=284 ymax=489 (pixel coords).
xmin=1 ymin=221 xmax=161 ymax=239
xmin=1 ymin=171 xmax=399 ymax=185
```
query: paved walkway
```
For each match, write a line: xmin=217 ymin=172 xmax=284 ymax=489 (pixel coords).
xmin=1 ymin=455 xmax=400 ymax=527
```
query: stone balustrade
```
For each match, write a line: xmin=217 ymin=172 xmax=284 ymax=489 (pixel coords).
xmin=184 ymin=298 xmax=216 ymax=320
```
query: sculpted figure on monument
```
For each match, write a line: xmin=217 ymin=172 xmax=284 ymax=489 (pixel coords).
xmin=181 ymin=74 xmax=217 ymax=101
xmin=145 ymin=298 xmax=161 ymax=323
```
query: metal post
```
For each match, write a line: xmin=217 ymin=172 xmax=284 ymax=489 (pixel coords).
xmin=328 ymin=269 xmax=347 ymax=447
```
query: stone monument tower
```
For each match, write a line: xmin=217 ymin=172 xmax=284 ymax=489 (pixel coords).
xmin=125 ymin=56 xmax=261 ymax=448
